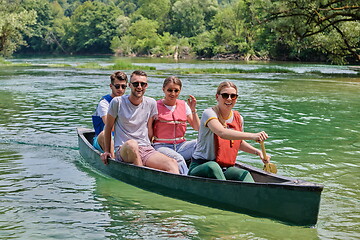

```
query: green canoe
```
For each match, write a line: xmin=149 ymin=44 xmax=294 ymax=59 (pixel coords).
xmin=77 ymin=127 xmax=323 ymax=226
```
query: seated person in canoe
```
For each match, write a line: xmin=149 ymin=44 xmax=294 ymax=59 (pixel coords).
xmin=92 ymin=71 xmax=128 ymax=153
xmin=189 ymin=81 xmax=270 ymax=182
xmin=100 ymin=70 xmax=179 ymax=174
xmin=150 ymin=76 xmax=200 ymax=175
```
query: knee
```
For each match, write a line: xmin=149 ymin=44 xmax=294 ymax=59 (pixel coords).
xmin=167 ymin=158 xmax=179 ymax=174
xmin=97 ymin=131 xmax=104 ymax=142
xmin=97 ymin=131 xmax=104 ymax=138
xmin=124 ymin=139 xmax=138 ymax=151
xmin=165 ymin=157 xmax=178 ymax=168
xmin=241 ymin=170 xmax=254 ymax=182
xmin=121 ymin=139 xmax=139 ymax=158
xmin=170 ymin=157 xmax=178 ymax=166
xmin=206 ymin=161 xmax=222 ymax=171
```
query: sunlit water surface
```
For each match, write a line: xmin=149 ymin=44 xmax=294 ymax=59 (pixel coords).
xmin=0 ymin=57 xmax=359 ymax=239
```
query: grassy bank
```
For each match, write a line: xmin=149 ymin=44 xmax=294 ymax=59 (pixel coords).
xmin=0 ymin=58 xmax=32 ymax=67
xmin=75 ymin=60 xmax=156 ymax=70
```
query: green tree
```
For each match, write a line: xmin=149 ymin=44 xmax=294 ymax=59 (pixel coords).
xmin=116 ymin=0 xmax=138 ymax=16
xmin=170 ymin=0 xmax=206 ymax=37
xmin=126 ymin=19 xmax=160 ymax=55
xmin=115 ymin=15 xmax=131 ymax=37
xmin=21 ymin=0 xmax=54 ymax=52
xmin=18 ymin=0 xmax=70 ymax=54
xmin=0 ymin=0 xmax=37 ymax=57
xmin=262 ymin=0 xmax=360 ymax=63
xmin=199 ymin=0 xmax=218 ymax=26
xmin=195 ymin=0 xmax=267 ymax=60
xmin=137 ymin=0 xmax=170 ymax=25
xmin=191 ymin=31 xmax=216 ymax=57
xmin=151 ymin=32 xmax=191 ymax=58
xmin=66 ymin=1 xmax=123 ymax=53
xmin=45 ymin=1 xmax=71 ymax=54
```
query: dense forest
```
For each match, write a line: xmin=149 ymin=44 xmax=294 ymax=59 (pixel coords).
xmin=1 ymin=0 xmax=359 ymax=64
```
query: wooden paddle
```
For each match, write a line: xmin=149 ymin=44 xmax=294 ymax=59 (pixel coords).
xmin=259 ymin=141 xmax=277 ymax=174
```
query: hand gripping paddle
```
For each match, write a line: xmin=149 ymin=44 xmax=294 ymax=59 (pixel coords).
xmin=259 ymin=141 xmax=277 ymax=174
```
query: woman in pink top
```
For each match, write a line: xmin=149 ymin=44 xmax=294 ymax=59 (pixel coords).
xmin=151 ymin=76 xmax=200 ymax=174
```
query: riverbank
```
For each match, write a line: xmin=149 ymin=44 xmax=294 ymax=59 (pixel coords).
xmin=2 ymin=57 xmax=359 ymax=77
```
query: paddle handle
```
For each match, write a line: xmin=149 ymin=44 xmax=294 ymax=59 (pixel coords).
xmin=260 ymin=141 xmax=277 ymax=173
xmin=259 ymin=141 xmax=267 ymax=159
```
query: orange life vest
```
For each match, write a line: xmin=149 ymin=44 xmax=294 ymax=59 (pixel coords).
xmin=153 ymin=99 xmax=187 ymax=144
xmin=214 ymin=111 xmax=243 ymax=167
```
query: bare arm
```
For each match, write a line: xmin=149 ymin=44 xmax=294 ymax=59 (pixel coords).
xmin=187 ymin=95 xmax=200 ymax=130
xmin=239 ymin=141 xmax=270 ymax=164
xmin=100 ymin=114 xmax=116 ymax=163
xmin=101 ymin=115 xmax=107 ymax=124
xmin=101 ymin=115 xmax=114 ymax=132
xmin=187 ymin=111 xmax=200 ymax=131
xmin=148 ymin=116 xmax=155 ymax=142
xmin=207 ymin=118 xmax=268 ymax=142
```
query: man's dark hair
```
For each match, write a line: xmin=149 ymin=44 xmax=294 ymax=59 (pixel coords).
xmin=130 ymin=70 xmax=147 ymax=80
xmin=110 ymin=71 xmax=128 ymax=84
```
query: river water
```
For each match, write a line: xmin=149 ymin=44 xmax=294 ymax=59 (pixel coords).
xmin=0 ymin=56 xmax=359 ymax=239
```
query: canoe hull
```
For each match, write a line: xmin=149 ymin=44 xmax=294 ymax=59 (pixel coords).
xmin=77 ymin=127 xmax=323 ymax=226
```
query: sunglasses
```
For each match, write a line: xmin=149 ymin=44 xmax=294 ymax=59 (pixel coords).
xmin=220 ymin=93 xmax=238 ymax=100
xmin=167 ymin=89 xmax=180 ymax=93
xmin=112 ymin=84 xmax=127 ymax=90
xmin=131 ymin=82 xmax=148 ymax=88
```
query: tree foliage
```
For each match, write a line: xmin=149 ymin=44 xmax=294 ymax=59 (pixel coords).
xmin=261 ymin=0 xmax=360 ymax=63
xmin=1 ymin=0 xmax=359 ymax=64
xmin=137 ymin=0 xmax=170 ymax=25
xmin=66 ymin=1 xmax=123 ymax=53
xmin=170 ymin=0 xmax=206 ymax=37
xmin=0 ymin=0 xmax=37 ymax=56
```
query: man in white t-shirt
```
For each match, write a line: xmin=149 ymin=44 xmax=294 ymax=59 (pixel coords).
xmin=92 ymin=71 xmax=128 ymax=153
xmin=100 ymin=71 xmax=179 ymax=174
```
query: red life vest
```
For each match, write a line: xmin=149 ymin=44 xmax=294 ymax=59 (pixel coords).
xmin=214 ymin=110 xmax=243 ymax=168
xmin=153 ymin=99 xmax=187 ymax=144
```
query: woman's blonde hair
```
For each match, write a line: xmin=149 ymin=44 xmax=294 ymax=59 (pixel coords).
xmin=213 ymin=81 xmax=238 ymax=127
xmin=216 ymin=81 xmax=237 ymax=95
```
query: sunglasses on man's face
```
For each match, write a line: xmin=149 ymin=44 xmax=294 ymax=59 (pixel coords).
xmin=131 ymin=82 xmax=148 ymax=88
xmin=112 ymin=84 xmax=127 ymax=90
xmin=220 ymin=93 xmax=238 ymax=100
xmin=166 ymin=89 xmax=180 ymax=93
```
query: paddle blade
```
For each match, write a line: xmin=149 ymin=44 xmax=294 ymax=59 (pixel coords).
xmin=263 ymin=163 xmax=277 ymax=174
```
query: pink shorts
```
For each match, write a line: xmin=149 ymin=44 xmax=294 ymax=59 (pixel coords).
xmin=115 ymin=145 xmax=157 ymax=165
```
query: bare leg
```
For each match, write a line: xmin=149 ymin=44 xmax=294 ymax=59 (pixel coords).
xmin=120 ymin=139 xmax=143 ymax=166
xmin=97 ymin=131 xmax=114 ymax=154
xmin=146 ymin=152 xmax=179 ymax=174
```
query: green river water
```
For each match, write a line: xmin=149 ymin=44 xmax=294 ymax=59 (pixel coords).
xmin=0 ymin=56 xmax=359 ymax=239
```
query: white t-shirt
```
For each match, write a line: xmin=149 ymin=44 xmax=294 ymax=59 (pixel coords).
xmin=94 ymin=98 xmax=110 ymax=118
xmin=163 ymin=101 xmax=192 ymax=116
xmin=108 ymin=95 xmax=158 ymax=148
